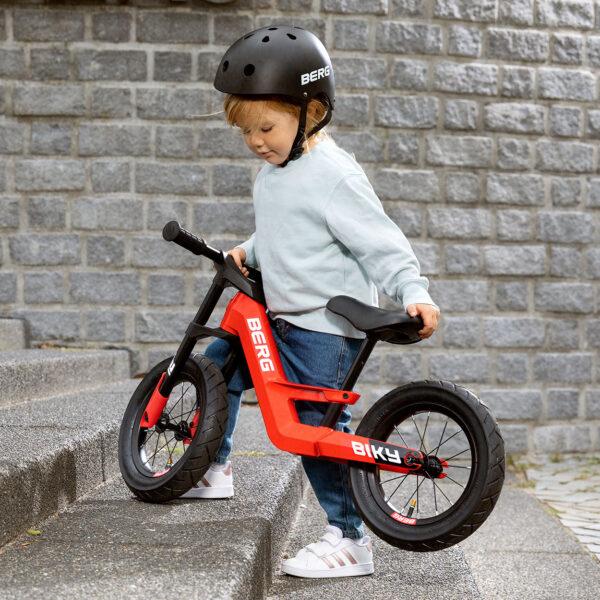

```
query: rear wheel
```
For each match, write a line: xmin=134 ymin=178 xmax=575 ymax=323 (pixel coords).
xmin=118 ymin=355 xmax=228 ymax=503
xmin=349 ymin=380 xmax=504 ymax=551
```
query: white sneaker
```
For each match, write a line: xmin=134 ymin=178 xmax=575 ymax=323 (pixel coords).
xmin=281 ymin=525 xmax=374 ymax=578
xmin=180 ymin=461 xmax=234 ymax=499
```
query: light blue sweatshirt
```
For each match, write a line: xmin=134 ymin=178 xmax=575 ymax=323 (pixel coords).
xmin=238 ymin=136 xmax=439 ymax=339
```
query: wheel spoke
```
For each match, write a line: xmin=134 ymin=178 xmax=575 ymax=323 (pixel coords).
xmin=402 ymin=475 xmax=426 ymax=511
xmin=425 ymin=473 xmax=438 ymax=515
xmin=431 ymin=418 xmax=448 ymax=456
xmin=444 ymin=447 xmax=470 ymax=462
xmin=432 ymin=477 xmax=452 ymax=506
xmin=385 ymin=474 xmax=409 ymax=503
xmin=444 ymin=474 xmax=465 ymax=489
xmin=420 ymin=411 xmax=431 ymax=454
xmin=416 ymin=475 xmax=419 ymax=513
xmin=430 ymin=429 xmax=461 ymax=455
xmin=150 ymin=432 xmax=161 ymax=467
xmin=447 ymin=464 xmax=471 ymax=470
xmin=411 ymin=415 xmax=427 ymax=455
xmin=393 ymin=424 xmax=410 ymax=449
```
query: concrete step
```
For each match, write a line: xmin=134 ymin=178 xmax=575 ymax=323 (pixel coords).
xmin=0 ymin=349 xmax=131 ymax=407
xmin=0 ymin=406 xmax=305 ymax=599
xmin=0 ymin=318 xmax=29 ymax=351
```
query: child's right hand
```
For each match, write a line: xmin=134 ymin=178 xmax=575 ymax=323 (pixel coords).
xmin=226 ymin=247 xmax=249 ymax=277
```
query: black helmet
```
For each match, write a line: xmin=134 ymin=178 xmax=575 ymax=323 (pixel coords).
xmin=214 ymin=25 xmax=335 ymax=167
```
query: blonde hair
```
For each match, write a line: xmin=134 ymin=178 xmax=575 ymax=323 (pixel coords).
xmin=223 ymin=94 xmax=334 ymax=150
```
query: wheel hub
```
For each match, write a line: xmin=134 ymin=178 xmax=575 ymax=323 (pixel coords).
xmin=422 ymin=454 xmax=444 ymax=478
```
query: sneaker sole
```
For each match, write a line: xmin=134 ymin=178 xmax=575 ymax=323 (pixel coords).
xmin=281 ymin=562 xmax=374 ymax=579
xmin=180 ymin=486 xmax=234 ymax=499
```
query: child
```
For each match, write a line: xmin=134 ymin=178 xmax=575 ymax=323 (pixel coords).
xmin=182 ymin=26 xmax=441 ymax=578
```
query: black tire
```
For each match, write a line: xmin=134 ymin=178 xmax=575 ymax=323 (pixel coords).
xmin=349 ymin=379 xmax=504 ymax=551
xmin=118 ymin=354 xmax=228 ymax=503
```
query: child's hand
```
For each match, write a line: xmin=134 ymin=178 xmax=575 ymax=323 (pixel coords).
xmin=225 ymin=247 xmax=249 ymax=277
xmin=406 ymin=303 xmax=440 ymax=339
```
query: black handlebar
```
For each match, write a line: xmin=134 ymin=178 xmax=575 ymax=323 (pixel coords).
xmin=162 ymin=221 xmax=225 ymax=264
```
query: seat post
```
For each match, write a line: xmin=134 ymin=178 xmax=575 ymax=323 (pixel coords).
xmin=318 ymin=335 xmax=378 ymax=429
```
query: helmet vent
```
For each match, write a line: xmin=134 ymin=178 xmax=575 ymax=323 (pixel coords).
xmin=287 ymin=34 xmax=296 ymax=40
xmin=222 ymin=60 xmax=229 ymax=72
xmin=268 ymin=27 xmax=278 ymax=31
xmin=293 ymin=26 xmax=304 ymax=30
xmin=262 ymin=36 xmax=270 ymax=42
xmin=244 ymin=64 xmax=255 ymax=76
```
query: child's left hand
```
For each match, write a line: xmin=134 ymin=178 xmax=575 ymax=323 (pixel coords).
xmin=405 ymin=303 xmax=441 ymax=339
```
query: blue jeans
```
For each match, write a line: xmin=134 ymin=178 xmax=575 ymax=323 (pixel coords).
xmin=202 ymin=315 xmax=366 ymax=540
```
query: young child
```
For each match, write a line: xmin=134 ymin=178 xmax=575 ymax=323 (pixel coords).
xmin=182 ymin=26 xmax=440 ymax=578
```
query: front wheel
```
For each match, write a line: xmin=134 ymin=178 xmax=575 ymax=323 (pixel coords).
xmin=349 ymin=380 xmax=504 ymax=551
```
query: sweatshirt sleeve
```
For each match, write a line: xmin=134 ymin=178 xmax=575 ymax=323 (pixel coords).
xmin=324 ymin=173 xmax=439 ymax=311
xmin=236 ymin=232 xmax=258 ymax=268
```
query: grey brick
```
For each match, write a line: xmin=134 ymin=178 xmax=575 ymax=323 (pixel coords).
xmin=0 ymin=198 xmax=19 ymax=229
xmin=536 ymin=140 xmax=594 ymax=173
xmin=445 ymin=244 xmax=481 ymax=274
xmin=137 ymin=11 xmax=208 ymax=44
xmin=586 ymin=109 xmax=600 ymax=138
xmin=9 ymin=234 xmax=80 ymax=266
xmin=374 ymin=170 xmax=439 ymax=202
xmin=546 ymin=318 xmax=580 ymax=350
xmin=549 ymin=106 xmax=581 ymax=137
xmin=441 ymin=316 xmax=480 ymax=348
xmin=534 ymin=424 xmax=593 ymax=452
xmin=213 ymin=15 xmax=254 ymax=45
xmin=375 ymin=96 xmax=438 ymax=128
xmin=427 ymin=207 xmax=491 ymax=239
xmin=14 ymin=9 xmax=84 ymax=42
xmin=0 ymin=273 xmax=16 ymax=303
xmin=499 ymin=424 xmax=529 ymax=453
xmin=538 ymin=68 xmax=595 ymax=102
xmin=480 ymin=390 xmax=541 ymax=420
xmin=499 ymin=0 xmax=534 ymax=25
xmin=30 ymin=123 xmax=71 ymax=156
xmin=156 ymin=126 xmax=195 ymax=159
xmin=535 ymin=282 xmax=594 ymax=313
xmin=136 ymin=163 xmax=208 ymax=195
xmin=154 ymin=51 xmax=192 ymax=82
xmin=197 ymin=127 xmax=248 ymax=159
xmin=446 ymin=173 xmax=480 ymax=203
xmin=546 ymin=389 xmax=579 ymax=419
xmin=426 ymin=136 xmax=492 ymax=167
xmin=428 ymin=279 xmax=490 ymax=312
xmin=14 ymin=84 xmax=84 ymax=117
xmin=86 ymin=236 xmax=126 ymax=267
xmin=497 ymin=138 xmax=531 ymax=170
xmin=444 ymin=100 xmax=478 ymax=130
xmin=536 ymin=0 xmax=595 ymax=29
xmin=487 ymin=28 xmax=549 ymax=62
xmin=334 ymin=95 xmax=369 ymax=127
xmin=501 ymin=66 xmax=535 ymax=98
xmin=0 ymin=49 xmax=25 ymax=79
xmin=147 ymin=275 xmax=185 ymax=306
xmin=10 ymin=310 xmax=80 ymax=341
xmin=137 ymin=88 xmax=212 ymax=120
xmin=551 ymin=177 xmax=581 ymax=206
xmin=483 ymin=317 xmax=545 ymax=347
xmin=76 ymin=50 xmax=146 ymax=81
xmin=0 ymin=11 xmax=4 ymax=41
xmin=72 ymin=197 xmax=142 ymax=231
xmin=484 ymin=245 xmax=546 ymax=275
xmin=486 ymin=174 xmax=545 ymax=206
xmin=15 ymin=159 xmax=85 ymax=192
xmin=433 ymin=0 xmax=497 ymax=21
xmin=255 ymin=18 xmax=326 ymax=45
xmin=0 ymin=123 xmax=26 ymax=154
xmin=24 ymin=272 xmax=64 ymax=304
xmin=586 ymin=389 xmax=600 ymax=418
xmin=91 ymin=161 xmax=130 ymax=193
xmin=27 ymin=196 xmax=66 ymax=230
xmin=193 ymin=201 xmax=255 ymax=236
xmin=448 ymin=25 xmax=482 ymax=57
xmin=588 ymin=320 xmax=600 ymax=348
xmin=135 ymin=311 xmax=194 ymax=343
xmin=412 ymin=242 xmax=440 ymax=275
xmin=91 ymin=88 xmax=133 ymax=118
xmin=433 ymin=62 xmax=497 ymax=96
xmin=551 ymin=247 xmax=581 ymax=275
xmin=333 ymin=19 xmax=369 ymax=50
xmin=386 ymin=205 xmax=422 ymax=237
xmin=533 ymin=352 xmax=593 ymax=383
xmin=0 ymin=160 xmax=5 ymax=192
xmin=496 ymin=282 xmax=529 ymax=311
xmin=132 ymin=237 xmax=199 ymax=269
xmin=70 ymin=272 xmax=140 ymax=305
xmin=429 ymin=353 xmax=490 ymax=383
xmin=376 ymin=22 xmax=443 ymax=54
xmin=92 ymin=12 xmax=131 ymax=42
xmin=587 ymin=178 xmax=600 ymax=208
xmin=380 ymin=352 xmax=422 ymax=383
xmin=333 ymin=57 xmax=386 ymax=89
xmin=584 ymin=247 xmax=600 ymax=277
xmin=30 ymin=48 xmax=70 ymax=80
xmin=551 ymin=33 xmax=583 ymax=64
xmin=484 ymin=103 xmax=544 ymax=134
xmin=80 ymin=125 xmax=151 ymax=157
xmin=332 ymin=132 xmax=384 ymax=163
xmin=84 ymin=310 xmax=126 ymax=342
xmin=197 ymin=52 xmax=223 ymax=83
xmin=147 ymin=200 xmax=189 ymax=231
xmin=390 ymin=0 xmax=427 ymax=16
xmin=537 ymin=211 xmax=593 ymax=243
xmin=388 ymin=133 xmax=419 ymax=165
xmin=390 ymin=59 xmax=428 ymax=91
xmin=496 ymin=353 xmax=528 ymax=384
xmin=322 ymin=0 xmax=388 ymax=13
xmin=497 ymin=210 xmax=532 ymax=241
xmin=213 ymin=164 xmax=253 ymax=197
xmin=588 ymin=36 xmax=600 ymax=67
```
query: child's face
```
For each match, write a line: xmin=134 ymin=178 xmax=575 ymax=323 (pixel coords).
xmin=238 ymin=105 xmax=300 ymax=165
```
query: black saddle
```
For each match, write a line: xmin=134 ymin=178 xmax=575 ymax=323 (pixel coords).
xmin=326 ymin=295 xmax=423 ymax=345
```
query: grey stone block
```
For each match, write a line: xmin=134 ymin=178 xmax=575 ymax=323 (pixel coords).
xmin=589 ymin=35 xmax=600 ymax=66
xmin=70 ymin=272 xmax=141 ymax=305
xmin=587 ymin=110 xmax=600 ymax=138
xmin=374 ymin=169 xmax=439 ymax=202
xmin=533 ymin=352 xmax=593 ymax=383
xmin=333 ymin=132 xmax=384 ymax=163
xmin=72 ymin=197 xmax=143 ymax=231
xmin=13 ymin=9 xmax=84 ymax=41
xmin=92 ymin=12 xmax=131 ymax=42
xmin=433 ymin=0 xmax=497 ymax=22
xmin=135 ymin=163 xmax=208 ymax=195
xmin=30 ymin=123 xmax=72 ymax=156
xmin=448 ymin=25 xmax=482 ymax=57
xmin=551 ymin=33 xmax=583 ymax=64
xmin=551 ymin=177 xmax=581 ymax=206
xmin=536 ymin=0 xmax=595 ymax=29
xmin=0 ymin=318 xmax=28 ymax=351
xmin=585 ymin=389 xmax=600 ymax=418
xmin=147 ymin=275 xmax=185 ymax=306
xmin=499 ymin=0 xmax=534 ymax=25
xmin=536 ymin=211 xmax=593 ymax=243
xmin=135 ymin=310 xmax=194 ymax=342
xmin=549 ymin=246 xmax=582 ymax=278
xmin=441 ymin=316 xmax=480 ymax=348
xmin=483 ymin=317 xmax=545 ymax=348
xmin=0 ymin=273 xmax=17 ymax=303
xmin=0 ymin=123 xmax=26 ymax=154
xmin=90 ymin=88 xmax=133 ymax=118
xmin=334 ymin=57 xmax=387 ymax=89
xmin=193 ymin=201 xmax=254 ymax=235
xmin=546 ymin=388 xmax=580 ymax=419
xmin=549 ymin=106 xmax=581 ymax=137
xmin=23 ymin=272 xmax=64 ymax=304
xmin=412 ymin=242 xmax=440 ymax=275
xmin=197 ymin=127 xmax=248 ymax=158
xmin=533 ymin=425 xmax=592 ymax=453
xmin=388 ymin=132 xmax=419 ymax=165
xmin=375 ymin=96 xmax=438 ymax=128
xmin=539 ymin=68 xmax=596 ymax=102
xmin=86 ymin=236 xmax=126 ymax=268
xmin=546 ymin=318 xmax=580 ymax=350
xmin=0 ymin=198 xmax=19 ymax=229
xmin=446 ymin=172 xmax=480 ymax=202
xmin=15 ymin=159 xmax=85 ymax=192
xmin=484 ymin=103 xmax=545 ymax=134
xmin=376 ymin=21 xmax=443 ymax=54
xmin=433 ymin=61 xmax=498 ymax=96
xmin=156 ymin=126 xmax=195 ymax=158
xmin=428 ymin=279 xmax=491 ymax=312
xmin=196 ymin=51 xmax=222 ymax=82
xmin=444 ymin=99 xmax=478 ymax=130
xmin=147 ymin=200 xmax=188 ymax=231
xmin=534 ymin=282 xmax=594 ymax=313
xmin=501 ymin=66 xmax=535 ymax=98
xmin=429 ymin=353 xmax=490 ymax=383
xmin=9 ymin=234 xmax=80 ymax=266
xmin=83 ymin=309 xmax=126 ymax=342
xmin=380 ymin=352 xmax=422 ymax=382
xmin=495 ymin=353 xmax=528 ymax=384
xmin=487 ymin=28 xmax=549 ymax=62
xmin=154 ymin=51 xmax=191 ymax=82
xmin=9 ymin=310 xmax=80 ymax=341
xmin=483 ymin=245 xmax=546 ymax=275
xmin=584 ymin=247 xmax=600 ymax=277
xmin=137 ymin=11 xmax=209 ymax=43
xmin=587 ymin=178 xmax=600 ymax=208
xmin=497 ymin=210 xmax=532 ymax=241
xmin=386 ymin=205 xmax=422 ymax=237
xmin=498 ymin=424 xmax=529 ymax=453
xmin=333 ymin=95 xmax=369 ymax=127
xmin=79 ymin=125 xmax=151 ymax=157
xmin=495 ymin=282 xmax=529 ymax=311
xmin=536 ymin=140 xmax=594 ymax=173
xmin=30 ymin=48 xmax=70 ymax=81
xmin=75 ymin=50 xmax=146 ymax=81
xmin=14 ymin=84 xmax=84 ymax=117
xmin=332 ymin=19 xmax=369 ymax=50
xmin=0 ymin=49 xmax=25 ymax=78
xmin=588 ymin=320 xmax=600 ymax=348
xmin=426 ymin=135 xmax=492 ymax=167
xmin=444 ymin=244 xmax=481 ymax=274
xmin=212 ymin=164 xmax=253 ymax=197
xmin=390 ymin=0 xmax=427 ymax=16
xmin=132 ymin=237 xmax=199 ymax=269
xmin=323 ymin=0 xmax=388 ymax=13
xmin=390 ymin=59 xmax=429 ymax=91
xmin=479 ymin=389 xmax=542 ymax=420
xmin=426 ymin=207 xmax=492 ymax=239
xmin=486 ymin=173 xmax=545 ymax=205
xmin=90 ymin=161 xmax=130 ymax=193
xmin=27 ymin=196 xmax=66 ymax=230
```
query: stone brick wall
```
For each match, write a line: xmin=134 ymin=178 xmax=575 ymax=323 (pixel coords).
xmin=0 ymin=0 xmax=599 ymax=454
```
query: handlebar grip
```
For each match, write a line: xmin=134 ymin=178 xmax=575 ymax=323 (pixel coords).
xmin=162 ymin=221 xmax=224 ymax=263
